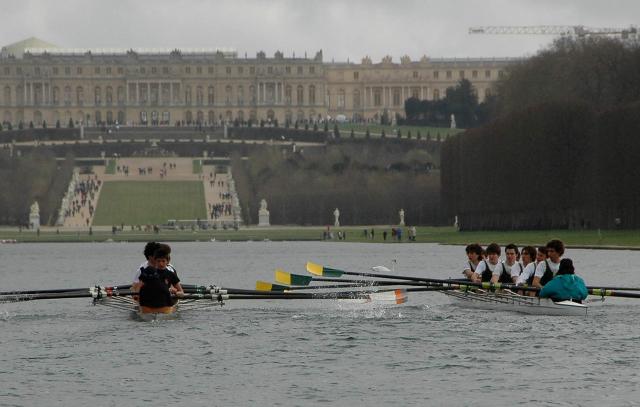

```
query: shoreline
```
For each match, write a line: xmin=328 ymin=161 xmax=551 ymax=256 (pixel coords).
xmin=1 ymin=226 xmax=639 ymax=250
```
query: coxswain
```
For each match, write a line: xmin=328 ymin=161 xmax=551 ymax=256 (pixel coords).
xmin=472 ymin=243 xmax=501 ymax=283
xmin=138 ymin=246 xmax=184 ymax=311
xmin=539 ymin=258 xmax=588 ymax=303
xmin=462 ymin=243 xmax=483 ymax=281
xmin=532 ymin=240 xmax=564 ymax=288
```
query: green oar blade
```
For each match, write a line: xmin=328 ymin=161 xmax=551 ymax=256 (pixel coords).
xmin=275 ymin=269 xmax=313 ymax=286
xmin=255 ymin=281 xmax=289 ymax=292
xmin=306 ymin=262 xmax=344 ymax=278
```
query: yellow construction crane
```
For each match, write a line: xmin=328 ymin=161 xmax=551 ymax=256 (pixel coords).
xmin=469 ymin=25 xmax=638 ymax=39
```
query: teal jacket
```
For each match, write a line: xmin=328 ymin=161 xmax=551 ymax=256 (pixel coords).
xmin=539 ymin=274 xmax=588 ymax=301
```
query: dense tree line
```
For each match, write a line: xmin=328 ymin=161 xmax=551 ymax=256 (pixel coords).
xmin=232 ymin=142 xmax=442 ymax=226
xmin=403 ymin=79 xmax=493 ymax=128
xmin=0 ymin=149 xmax=75 ymax=226
xmin=441 ymin=37 xmax=640 ymax=230
xmin=442 ymin=100 xmax=640 ymax=230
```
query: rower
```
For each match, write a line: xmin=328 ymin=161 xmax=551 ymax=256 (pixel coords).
xmin=500 ymin=243 xmax=521 ymax=284
xmin=517 ymin=245 xmax=548 ymax=287
xmin=138 ymin=246 xmax=184 ymax=309
xmin=515 ymin=246 xmax=537 ymax=295
xmin=539 ymin=258 xmax=588 ymax=303
xmin=462 ymin=243 xmax=483 ymax=281
xmin=132 ymin=242 xmax=177 ymax=293
xmin=472 ymin=243 xmax=501 ymax=283
xmin=532 ymin=240 xmax=564 ymax=288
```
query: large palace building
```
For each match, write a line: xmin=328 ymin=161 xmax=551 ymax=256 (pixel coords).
xmin=1 ymin=37 xmax=517 ymax=127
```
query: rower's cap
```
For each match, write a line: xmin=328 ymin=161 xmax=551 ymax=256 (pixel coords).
xmin=558 ymin=259 xmax=574 ymax=275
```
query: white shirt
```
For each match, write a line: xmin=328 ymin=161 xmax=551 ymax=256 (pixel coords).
xmin=132 ymin=260 xmax=177 ymax=283
xmin=462 ymin=261 xmax=479 ymax=275
xmin=503 ymin=261 xmax=522 ymax=279
xmin=516 ymin=262 xmax=537 ymax=285
xmin=474 ymin=260 xmax=501 ymax=278
xmin=534 ymin=259 xmax=560 ymax=278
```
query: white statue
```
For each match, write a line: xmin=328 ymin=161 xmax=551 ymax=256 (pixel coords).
xmin=333 ymin=208 xmax=340 ymax=227
xmin=258 ymin=199 xmax=270 ymax=227
xmin=399 ymin=208 xmax=405 ymax=226
xmin=29 ymin=201 xmax=40 ymax=230
xmin=450 ymin=114 xmax=456 ymax=129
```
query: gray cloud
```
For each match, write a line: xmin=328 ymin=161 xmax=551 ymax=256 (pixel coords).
xmin=2 ymin=0 xmax=638 ymax=61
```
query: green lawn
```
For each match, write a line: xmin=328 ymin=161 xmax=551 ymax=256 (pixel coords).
xmin=92 ymin=181 xmax=206 ymax=226
xmin=336 ymin=123 xmax=462 ymax=139
xmin=105 ymin=159 xmax=116 ymax=174
xmin=3 ymin=226 xmax=640 ymax=248
xmin=192 ymin=159 xmax=203 ymax=174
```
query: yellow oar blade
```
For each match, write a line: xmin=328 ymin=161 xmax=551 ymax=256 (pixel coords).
xmin=275 ymin=269 xmax=313 ymax=286
xmin=255 ymin=281 xmax=288 ymax=292
xmin=306 ymin=262 xmax=345 ymax=277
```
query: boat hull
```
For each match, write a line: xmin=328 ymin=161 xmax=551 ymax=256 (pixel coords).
xmin=134 ymin=304 xmax=178 ymax=321
xmin=444 ymin=290 xmax=588 ymax=316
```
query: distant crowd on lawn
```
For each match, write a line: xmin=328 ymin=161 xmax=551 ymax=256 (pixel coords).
xmin=322 ymin=226 xmax=418 ymax=242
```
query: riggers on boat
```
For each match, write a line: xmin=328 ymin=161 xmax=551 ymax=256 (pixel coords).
xmin=443 ymin=289 xmax=588 ymax=316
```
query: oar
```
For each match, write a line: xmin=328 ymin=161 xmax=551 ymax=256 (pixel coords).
xmin=588 ymin=288 xmax=640 ymax=299
xmin=0 ymin=284 xmax=132 ymax=296
xmin=306 ymin=261 xmax=542 ymax=293
xmin=275 ymin=269 xmax=431 ymax=287
xmin=0 ymin=288 xmax=139 ymax=303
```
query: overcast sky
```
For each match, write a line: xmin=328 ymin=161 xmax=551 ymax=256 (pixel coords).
xmin=2 ymin=0 xmax=638 ymax=61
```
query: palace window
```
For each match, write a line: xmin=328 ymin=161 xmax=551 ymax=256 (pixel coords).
xmin=196 ymin=86 xmax=204 ymax=105
xmin=77 ymin=67 xmax=83 ymax=75
xmin=117 ymin=87 xmax=124 ymax=104
xmin=95 ymin=67 xmax=100 ymax=74
xmin=185 ymin=66 xmax=191 ymax=74
xmin=225 ymin=85 xmax=232 ymax=105
xmin=354 ymin=71 xmax=359 ymax=80
xmin=237 ymin=86 xmax=244 ymax=105
xmin=337 ymin=89 xmax=345 ymax=108
xmin=208 ymin=86 xmax=215 ymax=105
xmin=152 ymin=67 xmax=157 ymax=74
xmin=285 ymin=85 xmax=292 ymax=104
xmin=76 ymin=86 xmax=84 ymax=105
xmin=65 ymin=67 xmax=70 ymax=75
xmin=107 ymin=67 xmax=112 ymax=74
xmin=296 ymin=85 xmax=304 ymax=105
xmin=117 ymin=67 xmax=123 ymax=74
xmin=297 ymin=66 xmax=303 ymax=75
xmin=267 ymin=66 xmax=273 ymax=74
xmin=16 ymin=66 xmax=23 ymax=75
xmin=498 ymin=70 xmax=504 ymax=78
xmin=411 ymin=87 xmax=420 ymax=99
xmin=196 ymin=66 xmax=202 ymax=74
xmin=309 ymin=85 xmax=316 ymax=105
xmin=34 ymin=67 xmax=41 ymax=75
xmin=52 ymin=67 xmax=58 ymax=75
xmin=52 ymin=87 xmax=59 ymax=105
xmin=94 ymin=87 xmax=101 ymax=105
xmin=185 ymin=86 xmax=192 ymax=105
xmin=433 ymin=70 xmax=439 ymax=79
xmin=446 ymin=71 xmax=452 ymax=79
xmin=353 ymin=90 xmax=361 ymax=108
xmin=4 ymin=86 xmax=11 ymax=105
xmin=472 ymin=70 xmax=478 ymax=79
xmin=374 ymin=89 xmax=382 ymax=107
xmin=208 ymin=66 xmax=214 ymax=74
xmin=413 ymin=71 xmax=418 ymax=78
xmin=4 ymin=67 xmax=10 ymax=75
xmin=238 ymin=66 xmax=243 ymax=74
xmin=459 ymin=70 xmax=465 ymax=79
xmin=309 ymin=66 xmax=315 ymax=74
xmin=250 ymin=66 xmax=255 ymax=74
xmin=140 ymin=67 xmax=146 ymax=74
xmin=64 ymin=86 xmax=71 ymax=104
xmin=226 ymin=67 xmax=231 ymax=75
xmin=106 ymin=87 xmax=113 ymax=105
xmin=286 ymin=66 xmax=291 ymax=74
xmin=393 ymin=89 xmax=401 ymax=106
xmin=485 ymin=70 xmax=491 ymax=78
xmin=433 ymin=89 xmax=440 ymax=100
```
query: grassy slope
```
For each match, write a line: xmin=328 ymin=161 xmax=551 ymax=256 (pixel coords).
xmin=91 ymin=181 xmax=206 ymax=225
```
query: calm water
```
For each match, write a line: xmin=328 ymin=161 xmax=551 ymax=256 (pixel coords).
xmin=1 ymin=242 xmax=639 ymax=406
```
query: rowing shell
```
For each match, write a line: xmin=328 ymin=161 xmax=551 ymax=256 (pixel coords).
xmin=134 ymin=304 xmax=179 ymax=321
xmin=443 ymin=289 xmax=588 ymax=316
